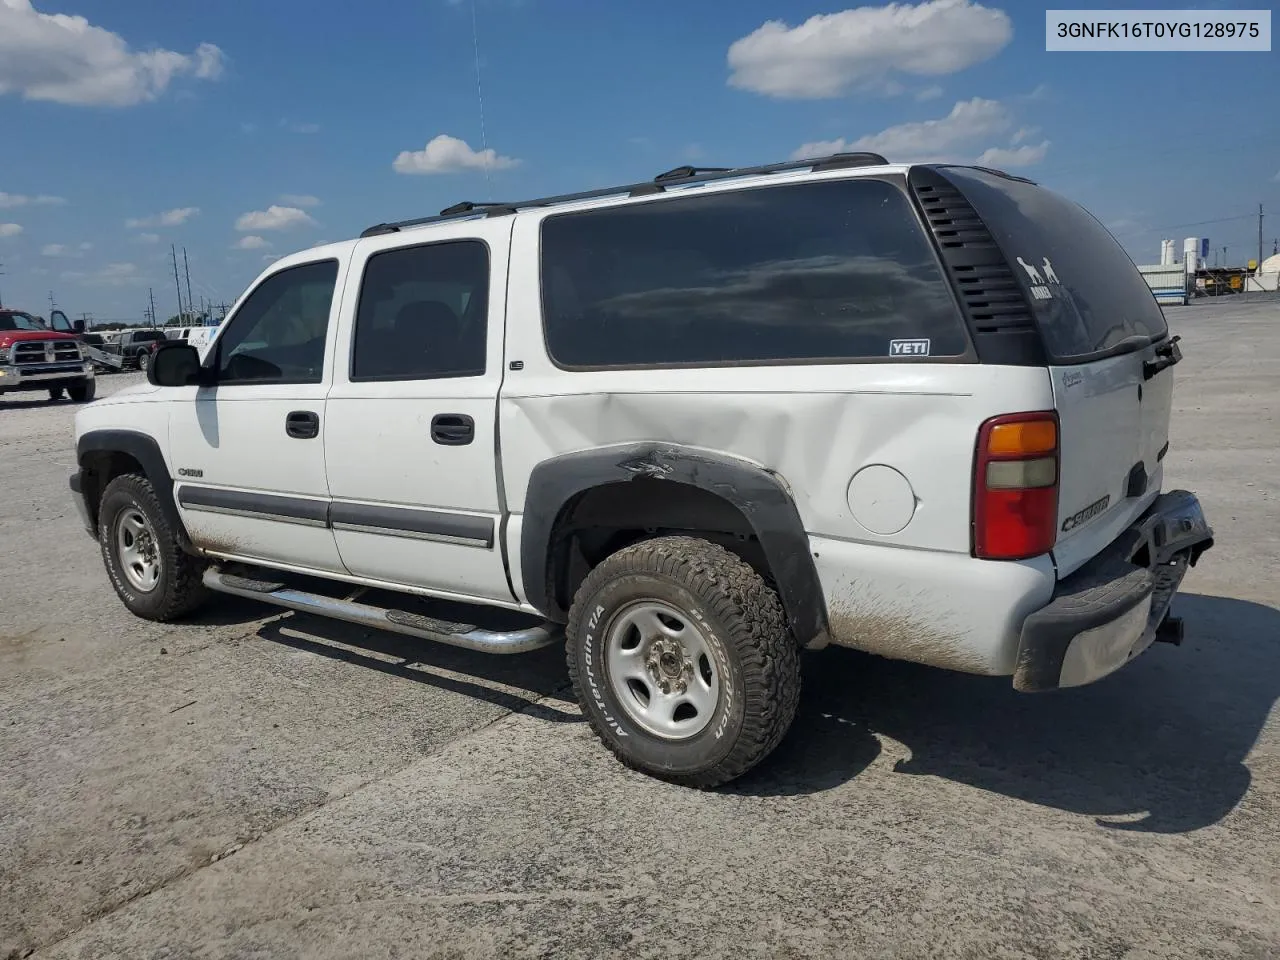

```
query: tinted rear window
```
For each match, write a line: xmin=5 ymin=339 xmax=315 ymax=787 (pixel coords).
xmin=540 ymin=178 xmax=968 ymax=367
xmin=939 ymin=167 xmax=1168 ymax=362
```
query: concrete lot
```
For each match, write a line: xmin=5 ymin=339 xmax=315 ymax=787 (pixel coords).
xmin=2 ymin=299 xmax=1277 ymax=959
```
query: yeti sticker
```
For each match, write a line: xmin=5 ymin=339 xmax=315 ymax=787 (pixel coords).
xmin=889 ymin=338 xmax=930 ymax=357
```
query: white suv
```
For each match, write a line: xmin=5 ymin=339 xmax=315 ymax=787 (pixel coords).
xmin=69 ymin=154 xmax=1215 ymax=787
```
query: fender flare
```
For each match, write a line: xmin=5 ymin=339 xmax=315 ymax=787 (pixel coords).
xmin=76 ymin=429 xmax=187 ymax=545
xmin=520 ymin=443 xmax=830 ymax=649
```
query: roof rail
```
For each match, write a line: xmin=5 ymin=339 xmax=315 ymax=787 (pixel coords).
xmin=357 ymin=151 xmax=891 ymax=238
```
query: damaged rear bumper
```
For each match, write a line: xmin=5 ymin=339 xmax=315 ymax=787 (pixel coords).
xmin=1012 ymin=489 xmax=1214 ymax=692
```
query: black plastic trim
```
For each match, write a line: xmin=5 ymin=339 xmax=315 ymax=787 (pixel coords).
xmin=329 ymin=502 xmax=494 ymax=547
xmin=1013 ymin=490 xmax=1214 ymax=692
xmin=520 ymin=443 xmax=830 ymax=648
xmin=177 ymin=486 xmax=330 ymax=525
xmin=907 ymin=165 xmax=1045 ymax=367
xmin=76 ymin=429 xmax=183 ymax=542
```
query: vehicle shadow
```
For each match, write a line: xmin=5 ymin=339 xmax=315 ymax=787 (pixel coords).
xmin=735 ymin=592 xmax=1277 ymax=833
xmin=0 ymin=396 xmax=73 ymax=411
xmin=253 ymin=608 xmax=581 ymax=725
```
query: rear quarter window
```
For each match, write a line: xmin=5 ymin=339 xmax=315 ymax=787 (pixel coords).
xmin=937 ymin=166 xmax=1168 ymax=362
xmin=540 ymin=177 xmax=969 ymax=368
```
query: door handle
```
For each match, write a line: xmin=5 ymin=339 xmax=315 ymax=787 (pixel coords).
xmin=285 ymin=410 xmax=320 ymax=440
xmin=431 ymin=413 xmax=474 ymax=446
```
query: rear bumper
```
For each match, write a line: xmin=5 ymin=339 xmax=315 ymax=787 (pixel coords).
xmin=1013 ymin=489 xmax=1214 ymax=692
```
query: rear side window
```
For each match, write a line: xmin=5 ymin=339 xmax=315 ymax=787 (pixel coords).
xmin=938 ymin=167 xmax=1168 ymax=362
xmin=351 ymin=240 xmax=489 ymax=381
xmin=540 ymin=178 xmax=968 ymax=367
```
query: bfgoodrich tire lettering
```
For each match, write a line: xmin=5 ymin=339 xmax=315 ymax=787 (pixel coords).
xmin=566 ymin=535 xmax=801 ymax=788
xmin=98 ymin=473 xmax=209 ymax=621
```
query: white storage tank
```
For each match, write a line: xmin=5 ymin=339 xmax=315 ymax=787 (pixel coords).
xmin=1160 ymin=239 xmax=1175 ymax=265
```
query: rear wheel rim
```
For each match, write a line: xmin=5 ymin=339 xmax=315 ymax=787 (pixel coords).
xmin=604 ymin=600 xmax=722 ymax=740
xmin=115 ymin=506 xmax=161 ymax=592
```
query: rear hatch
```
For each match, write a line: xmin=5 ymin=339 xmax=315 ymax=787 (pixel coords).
xmin=936 ymin=166 xmax=1177 ymax=577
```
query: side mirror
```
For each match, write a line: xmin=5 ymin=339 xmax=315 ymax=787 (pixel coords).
xmin=148 ymin=343 xmax=202 ymax=387
xmin=73 ymin=318 xmax=86 ymax=333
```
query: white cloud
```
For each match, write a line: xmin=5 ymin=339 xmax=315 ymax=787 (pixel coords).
xmin=126 ymin=206 xmax=199 ymax=228
xmin=278 ymin=194 xmax=320 ymax=208
xmin=792 ymin=97 xmax=1011 ymax=162
xmin=78 ymin=241 xmax=92 ymax=250
xmin=41 ymin=242 xmax=71 ymax=257
xmin=135 ymin=232 xmax=160 ymax=244
xmin=1272 ymin=169 xmax=1280 ymax=182
xmin=0 ymin=223 xmax=23 ymax=238
xmin=63 ymin=261 xmax=142 ymax=285
xmin=235 ymin=205 xmax=316 ymax=231
xmin=0 ymin=191 xmax=65 ymax=208
xmin=977 ymin=139 xmax=1050 ymax=167
xmin=234 ymin=235 xmax=270 ymax=249
xmin=915 ymin=84 xmax=944 ymax=101
xmin=281 ymin=120 xmax=320 ymax=134
xmin=726 ymin=0 xmax=1013 ymax=99
xmin=0 ymin=0 xmax=225 ymax=107
xmin=392 ymin=134 xmax=520 ymax=175
xmin=1010 ymin=126 xmax=1038 ymax=144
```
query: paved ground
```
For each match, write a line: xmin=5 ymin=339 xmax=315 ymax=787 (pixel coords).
xmin=2 ymin=299 xmax=1278 ymax=959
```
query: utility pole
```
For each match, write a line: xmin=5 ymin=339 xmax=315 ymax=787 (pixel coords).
xmin=170 ymin=245 xmax=185 ymax=323
xmin=80 ymin=312 xmax=93 ymax=330
xmin=148 ymin=287 xmax=157 ymax=329
xmin=183 ymin=247 xmax=194 ymax=324
xmin=1259 ymin=204 xmax=1264 ymax=272
xmin=48 ymin=290 xmax=57 ymax=316
xmin=0 ymin=259 xmax=5 ymax=307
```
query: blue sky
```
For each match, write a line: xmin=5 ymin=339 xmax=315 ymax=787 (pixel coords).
xmin=0 ymin=0 xmax=1275 ymax=322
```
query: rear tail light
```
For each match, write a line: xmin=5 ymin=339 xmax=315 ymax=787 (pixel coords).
xmin=972 ymin=411 xmax=1059 ymax=560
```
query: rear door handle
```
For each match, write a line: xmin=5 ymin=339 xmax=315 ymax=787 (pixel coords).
xmin=285 ymin=410 xmax=320 ymax=440
xmin=431 ymin=413 xmax=474 ymax=446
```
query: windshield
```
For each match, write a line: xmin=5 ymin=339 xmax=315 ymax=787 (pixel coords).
xmin=0 ymin=311 xmax=48 ymax=332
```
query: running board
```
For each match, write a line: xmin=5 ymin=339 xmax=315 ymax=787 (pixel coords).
xmin=202 ymin=569 xmax=561 ymax=654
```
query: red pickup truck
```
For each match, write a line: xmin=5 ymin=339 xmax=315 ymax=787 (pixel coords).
xmin=0 ymin=309 xmax=96 ymax=403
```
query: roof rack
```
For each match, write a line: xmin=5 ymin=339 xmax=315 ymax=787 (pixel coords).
xmin=359 ymin=151 xmax=890 ymax=238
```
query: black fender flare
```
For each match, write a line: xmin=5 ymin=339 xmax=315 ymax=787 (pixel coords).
xmin=76 ymin=429 xmax=187 ymax=545
xmin=520 ymin=443 xmax=830 ymax=649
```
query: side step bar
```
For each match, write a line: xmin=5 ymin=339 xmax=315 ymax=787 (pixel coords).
xmin=203 ymin=569 xmax=561 ymax=654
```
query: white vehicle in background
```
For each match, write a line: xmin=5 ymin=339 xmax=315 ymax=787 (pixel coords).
xmin=68 ymin=153 xmax=1215 ymax=788
xmin=168 ymin=324 xmax=221 ymax=361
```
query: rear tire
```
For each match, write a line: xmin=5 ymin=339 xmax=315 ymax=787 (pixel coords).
xmin=67 ymin=379 xmax=96 ymax=403
xmin=137 ymin=351 xmax=150 ymax=373
xmin=98 ymin=473 xmax=209 ymax=621
xmin=566 ymin=535 xmax=801 ymax=788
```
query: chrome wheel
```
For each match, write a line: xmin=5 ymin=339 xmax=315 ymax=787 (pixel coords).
xmin=605 ymin=600 xmax=721 ymax=740
xmin=115 ymin=506 xmax=161 ymax=592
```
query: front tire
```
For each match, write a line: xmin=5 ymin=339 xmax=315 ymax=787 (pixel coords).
xmin=67 ymin=379 xmax=96 ymax=403
xmin=98 ymin=473 xmax=209 ymax=621
xmin=48 ymin=387 xmax=64 ymax=401
xmin=566 ymin=536 xmax=801 ymax=788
